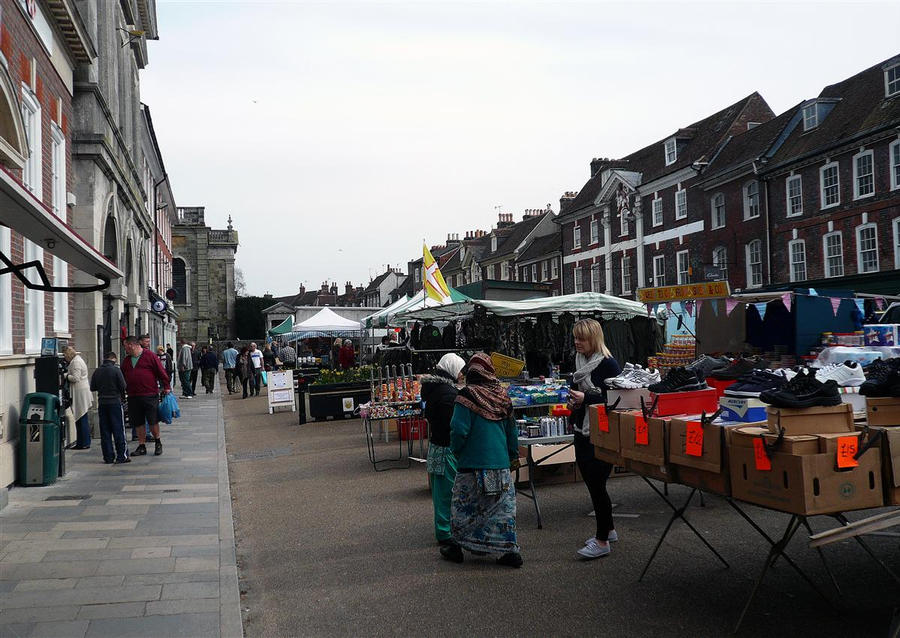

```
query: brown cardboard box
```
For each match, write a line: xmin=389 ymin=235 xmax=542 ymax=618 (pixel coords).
xmin=858 ymin=425 xmax=900 ymax=505
xmin=766 ymin=403 xmax=854 ymax=436
xmin=623 ymin=458 xmax=675 ymax=483
xmin=866 ymin=397 xmax=900 ymax=426
xmin=729 ymin=425 xmax=770 ymax=448
xmin=607 ymin=388 xmax=652 ymax=410
xmin=515 ymin=460 xmax=578 ymax=485
xmin=676 ymin=465 xmax=730 ymax=496
xmin=589 ymin=407 xmax=632 ymax=465
xmin=669 ymin=416 xmax=728 ymax=473
xmin=763 ymin=434 xmax=820 ymax=455
xmin=817 ymin=431 xmax=862 ymax=455
xmin=728 ymin=444 xmax=883 ymax=515
xmin=620 ymin=413 xmax=668 ymax=466
xmin=593 ymin=445 xmax=620 ymax=466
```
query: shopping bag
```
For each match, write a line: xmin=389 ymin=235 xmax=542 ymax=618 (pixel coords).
xmin=157 ymin=393 xmax=180 ymax=425
xmin=260 ymin=370 xmax=268 ymax=387
xmin=170 ymin=393 xmax=181 ymax=420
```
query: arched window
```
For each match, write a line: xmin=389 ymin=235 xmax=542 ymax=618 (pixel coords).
xmin=125 ymin=239 xmax=133 ymax=287
xmin=103 ymin=215 xmax=117 ymax=265
xmin=172 ymin=257 xmax=188 ymax=304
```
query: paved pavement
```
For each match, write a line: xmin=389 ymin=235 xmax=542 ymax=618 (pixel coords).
xmin=0 ymin=379 xmax=242 ymax=638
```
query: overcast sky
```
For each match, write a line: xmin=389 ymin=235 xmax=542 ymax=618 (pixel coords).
xmin=140 ymin=0 xmax=900 ymax=298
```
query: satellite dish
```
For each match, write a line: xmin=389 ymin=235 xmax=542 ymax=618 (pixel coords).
xmin=152 ymin=299 xmax=167 ymax=314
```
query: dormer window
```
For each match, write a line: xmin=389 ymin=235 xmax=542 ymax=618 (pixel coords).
xmin=886 ymin=63 xmax=900 ymax=98
xmin=491 ymin=235 xmax=497 ymax=252
xmin=802 ymin=103 xmax=818 ymax=131
xmin=664 ymin=138 xmax=677 ymax=166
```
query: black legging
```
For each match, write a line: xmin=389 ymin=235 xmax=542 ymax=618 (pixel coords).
xmin=574 ymin=432 xmax=614 ymax=541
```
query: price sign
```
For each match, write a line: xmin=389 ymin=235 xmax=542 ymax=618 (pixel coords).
xmin=685 ymin=421 xmax=704 ymax=457
xmin=596 ymin=406 xmax=609 ymax=433
xmin=753 ymin=438 xmax=772 ymax=471
xmin=634 ymin=415 xmax=649 ymax=446
xmin=836 ymin=436 xmax=859 ymax=469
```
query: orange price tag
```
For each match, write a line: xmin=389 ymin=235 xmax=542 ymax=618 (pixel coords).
xmin=685 ymin=421 xmax=704 ymax=457
xmin=634 ymin=415 xmax=649 ymax=446
xmin=596 ymin=406 xmax=609 ymax=433
xmin=836 ymin=436 xmax=859 ymax=469
xmin=753 ymin=438 xmax=772 ymax=471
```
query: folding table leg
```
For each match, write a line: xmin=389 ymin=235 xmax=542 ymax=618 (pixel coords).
xmin=832 ymin=513 xmax=900 ymax=586
xmin=800 ymin=517 xmax=841 ymax=596
xmin=527 ymin=447 xmax=543 ymax=529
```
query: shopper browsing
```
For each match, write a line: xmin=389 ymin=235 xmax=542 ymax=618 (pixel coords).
xmin=338 ymin=339 xmax=355 ymax=370
xmin=64 ymin=347 xmax=93 ymax=450
xmin=90 ymin=351 xmax=129 ymax=464
xmin=222 ymin=342 xmax=239 ymax=394
xmin=237 ymin=347 xmax=256 ymax=399
xmin=249 ymin=343 xmax=263 ymax=395
xmin=422 ymin=353 xmax=466 ymax=547
xmin=177 ymin=341 xmax=194 ymax=398
xmin=190 ymin=342 xmax=201 ymax=396
xmin=568 ymin=318 xmax=622 ymax=559
xmin=441 ymin=352 xmax=522 ymax=568
xmin=121 ymin=335 xmax=171 ymax=457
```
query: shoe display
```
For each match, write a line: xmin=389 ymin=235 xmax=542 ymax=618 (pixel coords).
xmin=759 ymin=369 xmax=841 ymax=408
xmin=154 ymin=439 xmax=163 ymax=456
xmin=576 ymin=538 xmax=611 ymax=559
xmin=132 ymin=444 xmax=147 ymax=456
xmin=860 ymin=359 xmax=900 ymax=397
xmin=648 ymin=367 xmax=707 ymax=394
xmin=605 ymin=363 xmax=634 ymax=386
xmin=686 ymin=355 xmax=731 ymax=379
xmin=615 ymin=367 xmax=661 ymax=389
xmin=814 ymin=361 xmax=866 ymax=387
xmin=724 ymin=370 xmax=789 ymax=398
xmin=708 ymin=357 xmax=768 ymax=381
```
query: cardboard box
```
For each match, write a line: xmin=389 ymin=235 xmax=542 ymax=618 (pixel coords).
xmin=589 ymin=406 xmax=632 ymax=465
xmin=866 ymin=397 xmax=900 ymax=426
xmin=766 ymin=403 xmax=854 ymax=436
xmin=623 ymin=457 xmax=674 ymax=483
xmin=621 ymin=413 xmax=668 ymax=466
xmin=593 ymin=445 xmax=621 ymax=466
xmin=728 ymin=444 xmax=883 ymax=515
xmin=762 ymin=433 xmax=820 ymax=455
xmin=838 ymin=386 xmax=866 ymax=416
xmin=676 ymin=465 xmax=730 ymax=496
xmin=863 ymin=323 xmax=900 ymax=346
xmin=719 ymin=396 xmax=768 ymax=423
xmin=859 ymin=425 xmax=900 ymax=505
xmin=515 ymin=460 xmax=578 ymax=486
xmin=729 ymin=424 xmax=771 ymax=447
xmin=669 ymin=416 xmax=727 ymax=473
xmin=816 ymin=431 xmax=862 ymax=455
xmin=607 ymin=388 xmax=652 ymax=410
xmin=649 ymin=387 xmax=719 ymax=417
xmin=519 ymin=442 xmax=575 ymax=465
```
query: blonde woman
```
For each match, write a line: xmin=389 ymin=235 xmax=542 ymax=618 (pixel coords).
xmin=64 ymin=346 xmax=94 ymax=450
xmin=567 ymin=319 xmax=621 ymax=559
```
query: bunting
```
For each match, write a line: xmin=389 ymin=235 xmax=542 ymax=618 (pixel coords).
xmin=809 ymin=288 xmax=818 ymax=297
xmin=695 ymin=299 xmax=704 ymax=315
xmin=830 ymin=297 xmax=842 ymax=316
xmin=854 ymin=298 xmax=865 ymax=317
xmin=781 ymin=292 xmax=792 ymax=313
xmin=726 ymin=298 xmax=740 ymax=316
xmin=710 ymin=299 xmax=719 ymax=317
xmin=755 ymin=302 xmax=768 ymax=321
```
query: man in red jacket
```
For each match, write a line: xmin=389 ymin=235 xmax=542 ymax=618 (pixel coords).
xmin=121 ymin=335 xmax=171 ymax=457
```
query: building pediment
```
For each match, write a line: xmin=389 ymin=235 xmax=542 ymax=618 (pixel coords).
xmin=262 ymin=301 xmax=296 ymax=314
xmin=593 ymin=169 xmax=642 ymax=207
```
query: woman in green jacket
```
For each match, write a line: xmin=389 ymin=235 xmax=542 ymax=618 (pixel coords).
xmin=440 ymin=352 xmax=522 ymax=568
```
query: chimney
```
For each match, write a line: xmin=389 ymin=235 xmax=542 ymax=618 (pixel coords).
xmin=446 ymin=233 xmax=460 ymax=246
xmin=560 ymin=191 xmax=578 ymax=214
xmin=590 ymin=157 xmax=610 ymax=177
xmin=345 ymin=281 xmax=353 ymax=295
xmin=497 ymin=212 xmax=514 ymax=229
xmin=298 ymin=284 xmax=305 ymax=295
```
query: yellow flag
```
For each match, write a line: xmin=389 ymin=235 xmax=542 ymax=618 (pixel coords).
xmin=423 ymin=243 xmax=452 ymax=303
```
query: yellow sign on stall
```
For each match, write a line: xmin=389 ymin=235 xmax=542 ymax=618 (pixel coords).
xmin=490 ymin=352 xmax=526 ymax=378
xmin=637 ymin=281 xmax=731 ymax=304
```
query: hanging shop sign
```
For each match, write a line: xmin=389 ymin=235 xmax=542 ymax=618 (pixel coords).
xmin=637 ymin=281 xmax=731 ymax=304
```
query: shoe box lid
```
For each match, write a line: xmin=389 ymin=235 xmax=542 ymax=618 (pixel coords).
xmin=606 ymin=387 xmax=651 ymax=410
xmin=649 ymin=387 xmax=719 ymax=417
xmin=766 ymin=403 xmax=854 ymax=436
xmin=865 ymin=397 xmax=900 ymax=427
xmin=719 ymin=396 xmax=768 ymax=422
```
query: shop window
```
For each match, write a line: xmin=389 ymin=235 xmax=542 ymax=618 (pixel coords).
xmin=786 ymin=175 xmax=803 ymax=217
xmin=675 ymin=189 xmax=687 ymax=220
xmin=712 ymin=246 xmax=727 ymax=282
xmin=853 ymin=150 xmax=874 ymax=199
xmin=820 ymin=162 xmax=840 ymax=208
xmin=652 ymin=255 xmax=665 ymax=287
xmin=745 ymin=240 xmax=762 ymax=288
xmin=23 ymin=239 xmax=44 ymax=353
xmin=574 ymin=266 xmax=583 ymax=293
xmin=789 ymin=239 xmax=807 ymax=282
xmin=590 ymin=219 xmax=599 ymax=244
xmin=0 ymin=226 xmax=11 ymax=354
xmin=652 ymin=197 xmax=663 ymax=227
xmin=676 ymin=250 xmax=690 ymax=285
xmin=622 ymin=255 xmax=632 ymax=294
xmin=710 ymin=193 xmax=725 ymax=229
xmin=743 ymin=181 xmax=760 ymax=219
xmin=856 ymin=224 xmax=879 ymax=274
xmin=823 ymin=232 xmax=844 ymax=278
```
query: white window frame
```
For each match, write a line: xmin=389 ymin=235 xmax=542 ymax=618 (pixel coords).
xmin=621 ymin=255 xmax=632 ymax=294
xmin=886 ymin=63 xmax=900 ymax=98
xmin=491 ymin=235 xmax=497 ymax=252
xmin=712 ymin=246 xmax=728 ymax=282
xmin=676 ymin=249 xmax=689 ymax=285
xmin=573 ymin=266 xmax=583 ymax=293
xmin=23 ymin=239 xmax=44 ymax=354
xmin=803 ymin=103 xmax=818 ymax=131
xmin=50 ymin=123 xmax=65 ymax=216
xmin=652 ymin=255 xmax=665 ymax=287
xmin=652 ymin=197 xmax=663 ymax=227
xmin=0 ymin=226 xmax=11 ymax=354
xmin=551 ymin=258 xmax=559 ymax=280
xmin=823 ymin=231 xmax=844 ymax=278
xmin=856 ymin=223 xmax=879 ymax=274
xmin=590 ymin=263 xmax=600 ymax=292
xmin=52 ymin=255 xmax=67 ymax=332
xmin=530 ymin=263 xmax=537 ymax=282
xmin=710 ymin=193 xmax=725 ymax=229
xmin=853 ymin=149 xmax=875 ymax=200
xmin=664 ymin=138 xmax=677 ymax=166
xmin=573 ymin=223 xmax=581 ymax=249
xmin=788 ymin=239 xmax=807 ymax=283
xmin=21 ymin=85 xmax=41 ymax=196
xmin=675 ymin=188 xmax=687 ymax=220
xmin=486 ymin=263 xmax=495 ymax=280
xmin=891 ymin=139 xmax=900 ymax=191
xmin=745 ymin=240 xmax=762 ymax=288
xmin=743 ymin=180 xmax=760 ymax=220
xmin=820 ymin=162 xmax=840 ymax=209
xmin=589 ymin=218 xmax=599 ymax=244
xmin=541 ymin=260 xmax=548 ymax=281
xmin=786 ymin=175 xmax=803 ymax=217
xmin=620 ymin=211 xmax=629 ymax=237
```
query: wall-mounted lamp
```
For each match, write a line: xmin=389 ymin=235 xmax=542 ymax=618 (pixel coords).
xmin=118 ymin=25 xmax=145 ymax=47
xmin=45 ymin=238 xmax=56 ymax=249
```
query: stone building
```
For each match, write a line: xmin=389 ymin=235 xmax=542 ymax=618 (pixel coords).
xmin=171 ymin=206 xmax=239 ymax=344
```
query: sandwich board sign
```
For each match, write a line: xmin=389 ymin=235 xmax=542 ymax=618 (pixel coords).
xmin=267 ymin=371 xmax=296 ymax=414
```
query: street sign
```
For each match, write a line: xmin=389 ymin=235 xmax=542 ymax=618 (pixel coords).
xmin=637 ymin=281 xmax=731 ymax=303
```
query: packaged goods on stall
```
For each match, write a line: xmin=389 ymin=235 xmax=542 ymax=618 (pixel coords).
xmin=507 ymin=383 xmax=569 ymax=407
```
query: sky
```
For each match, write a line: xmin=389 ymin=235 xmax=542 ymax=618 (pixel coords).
xmin=140 ymin=0 xmax=900 ymax=298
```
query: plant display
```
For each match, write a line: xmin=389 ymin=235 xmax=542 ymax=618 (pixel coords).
xmin=313 ymin=366 xmax=373 ymax=385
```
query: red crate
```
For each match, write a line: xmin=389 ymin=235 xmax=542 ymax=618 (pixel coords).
xmin=399 ymin=417 xmax=428 ymax=441
xmin=649 ymin=388 xmax=719 ymax=417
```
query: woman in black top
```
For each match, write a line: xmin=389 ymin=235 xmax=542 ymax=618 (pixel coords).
xmin=568 ymin=318 xmax=621 ymax=560
xmin=422 ymin=353 xmax=466 ymax=545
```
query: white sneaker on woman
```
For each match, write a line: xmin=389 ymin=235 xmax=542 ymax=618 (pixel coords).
xmin=585 ymin=530 xmax=618 ymax=545
xmin=577 ymin=538 xmax=611 ymax=559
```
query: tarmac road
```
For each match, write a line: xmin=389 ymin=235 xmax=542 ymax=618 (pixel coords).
xmin=224 ymin=389 xmax=899 ymax=637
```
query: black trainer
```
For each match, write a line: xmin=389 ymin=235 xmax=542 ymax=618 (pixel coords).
xmin=686 ymin=355 xmax=732 ymax=379
xmin=154 ymin=439 xmax=163 ymax=456
xmin=648 ymin=367 xmax=706 ymax=393
xmin=760 ymin=369 xmax=841 ymax=408
xmin=860 ymin=359 xmax=900 ymax=397
xmin=709 ymin=356 xmax=768 ymax=380
xmin=439 ymin=543 xmax=464 ymax=563
xmin=132 ymin=444 xmax=147 ymax=456
xmin=724 ymin=370 xmax=788 ymax=398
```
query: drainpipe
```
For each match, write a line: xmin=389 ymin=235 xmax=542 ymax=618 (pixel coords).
xmin=754 ymin=160 xmax=772 ymax=285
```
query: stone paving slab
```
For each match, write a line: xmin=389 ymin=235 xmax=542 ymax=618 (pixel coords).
xmin=0 ymin=378 xmax=243 ymax=637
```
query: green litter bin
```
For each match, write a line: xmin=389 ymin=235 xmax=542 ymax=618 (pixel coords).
xmin=18 ymin=392 xmax=61 ymax=486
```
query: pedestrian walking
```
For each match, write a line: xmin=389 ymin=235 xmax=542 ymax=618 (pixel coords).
xmin=441 ymin=352 xmax=522 ymax=568
xmin=90 ymin=351 xmax=129 ymax=464
xmin=166 ymin=344 xmax=176 ymax=389
xmin=277 ymin=342 xmax=296 ymax=368
xmin=200 ymin=346 xmax=219 ymax=394
xmin=263 ymin=344 xmax=277 ymax=371
xmin=121 ymin=335 xmax=170 ymax=457
xmin=157 ymin=345 xmax=172 ymax=379
xmin=177 ymin=341 xmax=194 ymax=398
xmin=64 ymin=347 xmax=93 ymax=450
xmin=222 ymin=342 xmax=239 ymax=394
xmin=237 ymin=347 xmax=255 ymax=399
xmin=190 ymin=342 xmax=201 ymax=396
xmin=248 ymin=343 xmax=263 ymax=396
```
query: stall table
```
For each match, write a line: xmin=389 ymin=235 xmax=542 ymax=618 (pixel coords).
xmin=516 ymin=434 xmax=574 ymax=529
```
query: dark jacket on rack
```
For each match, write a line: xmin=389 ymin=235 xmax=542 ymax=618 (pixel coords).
xmin=421 ymin=370 xmax=458 ymax=447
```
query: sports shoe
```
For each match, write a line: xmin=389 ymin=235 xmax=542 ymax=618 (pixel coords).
xmin=648 ymin=367 xmax=707 ymax=394
xmin=617 ymin=367 xmax=661 ymax=389
xmin=709 ymin=357 xmax=768 ymax=380
xmin=770 ymin=367 xmax=798 ymax=382
xmin=687 ymin=355 xmax=731 ymax=379
xmin=760 ymin=369 xmax=841 ymax=408
xmin=132 ymin=444 xmax=147 ymax=456
xmin=154 ymin=439 xmax=163 ymax=456
xmin=496 ymin=552 xmax=523 ymax=568
xmin=439 ymin=543 xmax=464 ymax=563
xmin=586 ymin=530 xmax=618 ymax=545
xmin=814 ymin=361 xmax=866 ymax=387
xmin=114 ymin=457 xmax=131 ymax=464
xmin=724 ymin=370 xmax=788 ymax=398
xmin=860 ymin=359 xmax=900 ymax=397
xmin=605 ymin=363 xmax=634 ymax=386
xmin=577 ymin=538 xmax=611 ymax=559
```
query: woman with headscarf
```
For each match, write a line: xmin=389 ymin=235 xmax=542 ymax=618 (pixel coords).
xmin=441 ymin=352 xmax=522 ymax=568
xmin=568 ymin=318 xmax=621 ymax=560
xmin=422 ymin=352 xmax=466 ymax=546
xmin=64 ymin=346 xmax=94 ymax=450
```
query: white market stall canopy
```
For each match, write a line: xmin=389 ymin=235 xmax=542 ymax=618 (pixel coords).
xmin=364 ymin=287 xmax=471 ymax=328
xmin=396 ymin=291 xmax=648 ymax=322
xmin=295 ymin=307 xmax=362 ymax=331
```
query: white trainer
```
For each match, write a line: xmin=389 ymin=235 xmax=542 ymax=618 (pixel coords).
xmin=605 ymin=363 xmax=634 ymax=386
xmin=618 ymin=367 xmax=661 ymax=389
xmin=577 ymin=538 xmax=611 ymax=559
xmin=815 ymin=361 xmax=866 ymax=387
xmin=610 ymin=365 xmax=644 ymax=388
xmin=585 ymin=530 xmax=618 ymax=545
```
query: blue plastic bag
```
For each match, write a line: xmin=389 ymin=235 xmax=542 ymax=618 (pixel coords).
xmin=170 ymin=393 xmax=181 ymax=420
xmin=157 ymin=393 xmax=180 ymax=425
xmin=260 ymin=370 xmax=268 ymax=387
